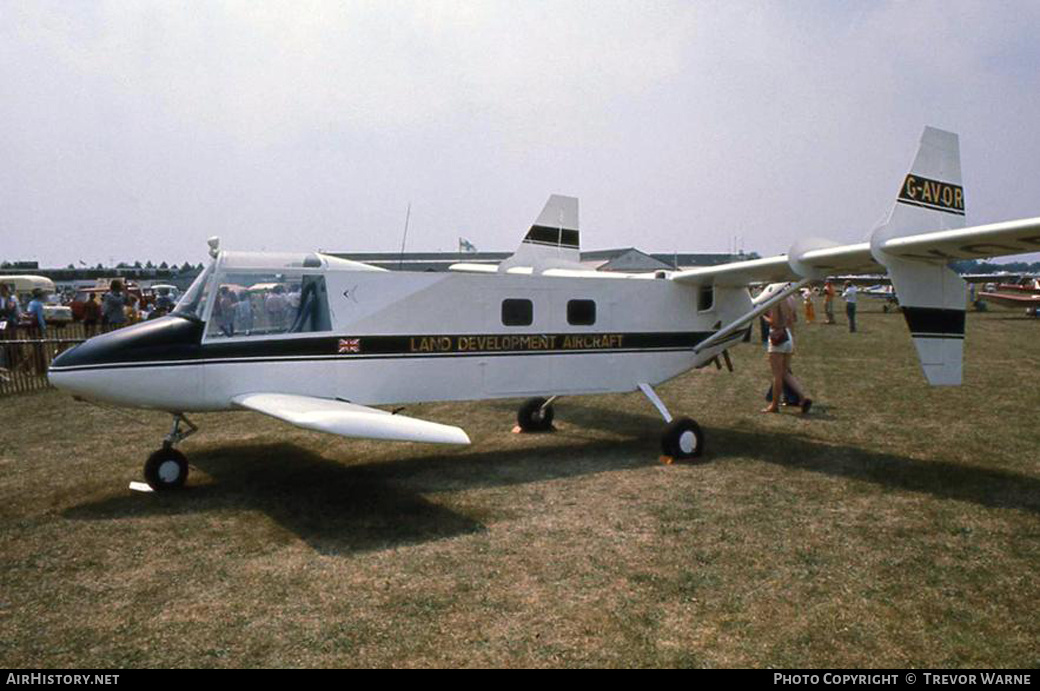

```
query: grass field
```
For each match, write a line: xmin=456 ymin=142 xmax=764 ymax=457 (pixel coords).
xmin=1 ymin=307 xmax=1038 ymax=668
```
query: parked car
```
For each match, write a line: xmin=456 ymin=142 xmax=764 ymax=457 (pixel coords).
xmin=0 ymin=275 xmax=73 ymax=325
xmin=69 ymin=287 xmax=109 ymax=321
xmin=70 ymin=282 xmax=143 ymax=321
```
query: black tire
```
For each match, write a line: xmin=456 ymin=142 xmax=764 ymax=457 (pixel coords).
xmin=517 ymin=397 xmax=554 ymax=432
xmin=661 ymin=417 xmax=705 ymax=460
xmin=144 ymin=447 xmax=189 ymax=490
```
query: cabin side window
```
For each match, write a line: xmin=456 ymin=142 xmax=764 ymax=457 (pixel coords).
xmin=205 ymin=272 xmax=331 ymax=338
xmin=567 ymin=299 xmax=596 ymax=326
xmin=501 ymin=299 xmax=533 ymax=327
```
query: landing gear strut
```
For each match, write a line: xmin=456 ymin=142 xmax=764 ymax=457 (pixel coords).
xmin=517 ymin=396 xmax=556 ymax=432
xmin=144 ymin=414 xmax=197 ymax=490
xmin=639 ymin=383 xmax=704 ymax=462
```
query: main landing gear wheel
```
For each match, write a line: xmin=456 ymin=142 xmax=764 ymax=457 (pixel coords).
xmin=661 ymin=417 xmax=705 ymax=461
xmin=517 ymin=397 xmax=555 ymax=432
xmin=144 ymin=446 xmax=189 ymax=491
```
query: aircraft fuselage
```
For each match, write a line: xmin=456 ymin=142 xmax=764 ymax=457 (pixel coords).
xmin=49 ymin=263 xmax=752 ymax=412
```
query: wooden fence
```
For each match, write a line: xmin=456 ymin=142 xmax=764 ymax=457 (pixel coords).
xmin=0 ymin=322 xmax=107 ymax=396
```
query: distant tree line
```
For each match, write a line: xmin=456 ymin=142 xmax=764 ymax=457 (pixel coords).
xmin=3 ymin=260 xmax=205 ymax=273
xmin=952 ymin=259 xmax=1040 ymax=274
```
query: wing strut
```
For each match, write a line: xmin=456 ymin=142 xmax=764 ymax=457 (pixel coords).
xmin=693 ymin=279 xmax=809 ymax=355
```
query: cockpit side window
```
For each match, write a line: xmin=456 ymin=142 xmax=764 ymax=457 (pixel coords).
xmin=172 ymin=263 xmax=214 ymax=321
xmin=204 ymin=272 xmax=331 ymax=338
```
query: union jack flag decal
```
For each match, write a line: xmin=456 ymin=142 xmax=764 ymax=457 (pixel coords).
xmin=338 ymin=338 xmax=361 ymax=354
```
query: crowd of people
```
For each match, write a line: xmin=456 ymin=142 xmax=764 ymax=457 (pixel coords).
xmin=68 ymin=280 xmax=176 ymax=337
xmin=1 ymin=284 xmax=49 ymax=373
xmin=0 ymin=279 xmax=179 ymax=374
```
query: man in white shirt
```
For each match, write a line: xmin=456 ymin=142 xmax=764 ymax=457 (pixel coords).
xmin=842 ymin=282 xmax=859 ymax=333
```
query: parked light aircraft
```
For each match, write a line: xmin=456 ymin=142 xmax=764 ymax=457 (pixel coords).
xmin=49 ymin=127 xmax=1040 ymax=490
xmin=856 ymin=282 xmax=901 ymax=312
xmin=978 ymin=277 xmax=1040 ymax=316
xmin=832 ymin=272 xmax=1030 ymax=312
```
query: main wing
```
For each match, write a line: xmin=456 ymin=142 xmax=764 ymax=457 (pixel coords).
xmin=671 ymin=217 xmax=1040 ymax=288
xmin=232 ymin=393 xmax=471 ymax=445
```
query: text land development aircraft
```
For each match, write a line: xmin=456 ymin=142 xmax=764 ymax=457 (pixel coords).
xmin=49 ymin=127 xmax=1040 ymax=490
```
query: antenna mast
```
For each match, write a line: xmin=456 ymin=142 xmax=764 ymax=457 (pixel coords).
xmin=397 ymin=203 xmax=412 ymax=271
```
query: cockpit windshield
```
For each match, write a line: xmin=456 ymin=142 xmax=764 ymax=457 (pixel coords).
xmin=172 ymin=263 xmax=215 ymax=321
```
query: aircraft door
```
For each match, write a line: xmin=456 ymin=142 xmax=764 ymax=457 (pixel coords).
xmin=541 ymin=294 xmax=616 ymax=395
xmin=481 ymin=289 xmax=556 ymax=396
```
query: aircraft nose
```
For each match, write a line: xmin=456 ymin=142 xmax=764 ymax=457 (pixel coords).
xmin=48 ymin=341 xmax=97 ymax=394
xmin=49 ymin=342 xmax=83 ymax=370
xmin=47 ymin=344 xmax=99 ymax=400
xmin=48 ymin=316 xmax=204 ymax=399
xmin=48 ymin=331 xmax=119 ymax=375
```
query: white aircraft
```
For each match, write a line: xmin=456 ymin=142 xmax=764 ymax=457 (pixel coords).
xmin=48 ymin=127 xmax=1040 ymax=490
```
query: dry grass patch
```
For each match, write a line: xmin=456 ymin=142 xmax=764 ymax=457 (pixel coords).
xmin=1 ymin=308 xmax=1038 ymax=667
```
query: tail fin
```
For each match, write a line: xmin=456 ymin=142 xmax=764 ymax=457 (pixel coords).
xmin=871 ymin=127 xmax=968 ymax=386
xmin=881 ymin=126 xmax=966 ymax=238
xmin=499 ymin=195 xmax=581 ymax=272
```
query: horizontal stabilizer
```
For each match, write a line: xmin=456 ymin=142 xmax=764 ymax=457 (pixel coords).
xmin=232 ymin=393 xmax=471 ymax=445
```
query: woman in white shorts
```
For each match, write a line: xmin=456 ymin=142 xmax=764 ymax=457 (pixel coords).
xmin=767 ymin=328 xmax=794 ymax=355
xmin=762 ymin=294 xmax=812 ymax=414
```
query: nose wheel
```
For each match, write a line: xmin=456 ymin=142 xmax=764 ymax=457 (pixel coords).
xmin=144 ymin=446 xmax=189 ymax=490
xmin=143 ymin=414 xmax=197 ymax=491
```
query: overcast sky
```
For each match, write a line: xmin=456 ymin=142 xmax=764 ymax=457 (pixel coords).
xmin=3 ymin=1 xmax=1040 ymax=267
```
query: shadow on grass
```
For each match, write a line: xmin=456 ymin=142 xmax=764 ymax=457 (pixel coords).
xmin=63 ymin=431 xmax=656 ymax=556
xmin=710 ymin=427 xmax=1040 ymax=516
xmin=561 ymin=401 xmax=1040 ymax=515
xmin=63 ymin=443 xmax=487 ymax=556
xmin=64 ymin=403 xmax=1039 ymax=556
